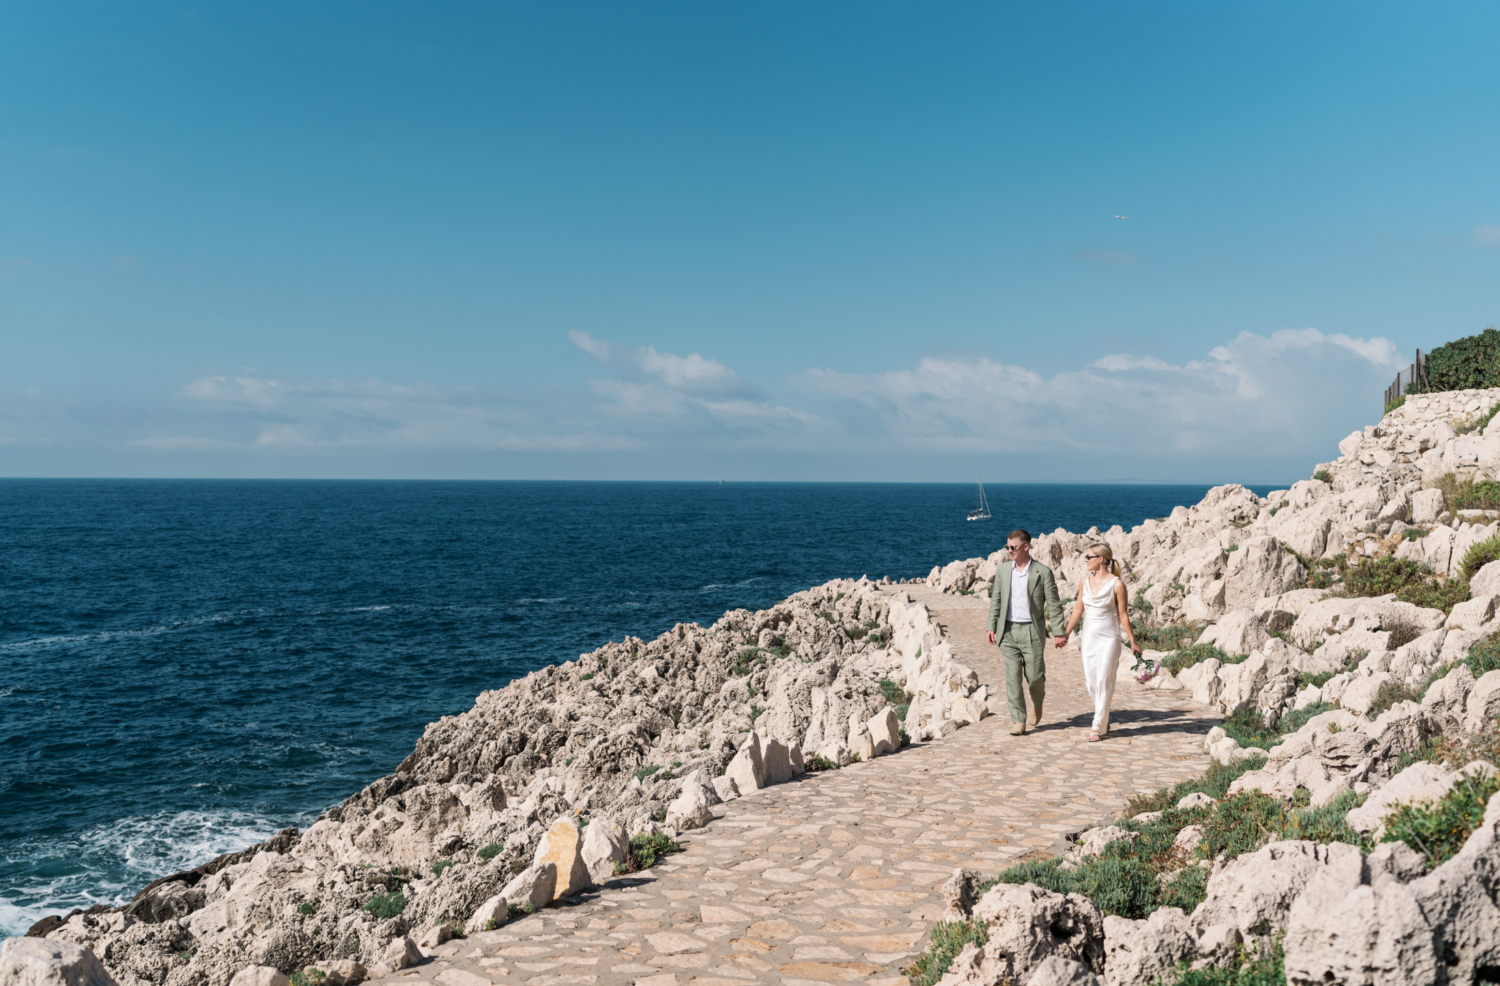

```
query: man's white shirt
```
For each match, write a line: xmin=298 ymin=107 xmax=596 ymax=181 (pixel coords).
xmin=1009 ymin=561 xmax=1033 ymax=623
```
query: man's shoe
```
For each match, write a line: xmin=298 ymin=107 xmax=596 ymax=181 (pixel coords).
xmin=1009 ymin=722 xmax=1027 ymax=736
xmin=1030 ymin=702 xmax=1043 ymax=726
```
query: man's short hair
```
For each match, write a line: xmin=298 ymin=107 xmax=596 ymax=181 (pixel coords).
xmin=1007 ymin=529 xmax=1032 ymax=544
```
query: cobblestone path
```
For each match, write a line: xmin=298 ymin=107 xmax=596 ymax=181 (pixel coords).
xmin=377 ymin=588 xmax=1219 ymax=986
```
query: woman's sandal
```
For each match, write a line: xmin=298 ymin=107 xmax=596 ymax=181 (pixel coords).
xmin=1087 ymin=730 xmax=1101 ymax=743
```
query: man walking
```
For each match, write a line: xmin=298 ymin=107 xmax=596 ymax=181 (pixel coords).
xmin=985 ymin=529 xmax=1068 ymax=736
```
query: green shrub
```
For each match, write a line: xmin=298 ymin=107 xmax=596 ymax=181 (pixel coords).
xmin=997 ymin=854 xmax=1161 ymax=920
xmin=1335 ymin=556 xmax=1470 ymax=614
xmin=1218 ymin=708 xmax=1282 ymax=750
xmin=1313 ymin=469 xmax=1332 ymax=483
xmin=1385 ymin=395 xmax=1406 ymax=414
xmin=903 ymin=920 xmax=987 ymax=986
xmin=1423 ymin=630 xmax=1500 ymax=698
xmin=431 ymin=860 xmax=453 ymax=877
xmin=634 ymin=765 xmax=662 ymax=780
xmin=289 ymin=972 xmax=326 ymax=986
xmin=1366 ymin=679 xmax=1420 ymax=718
xmin=1163 ymin=643 xmax=1236 ymax=677
xmin=484 ymin=917 xmax=500 ymax=930
xmin=1382 ymin=771 xmax=1500 ymax=867
xmin=506 ymin=901 xmax=536 ymax=918
xmin=805 ymin=754 xmax=841 ymax=772
xmin=626 ymin=833 xmax=681 ymax=870
xmin=1124 ymin=755 xmax=1268 ymax=816
xmin=1137 ymin=622 xmax=1204 ymax=653
xmin=878 ymin=677 xmax=909 ymax=706
xmin=1156 ymin=864 xmax=1210 ymax=914
xmin=1280 ymin=791 xmax=1371 ymax=847
xmin=296 ymin=902 xmax=315 ymax=915
xmin=1277 ymin=702 xmax=1335 ymax=734
xmin=1461 ymin=535 xmax=1500 ymax=579
xmin=477 ymin=843 xmax=503 ymax=861
xmin=1425 ymin=328 xmax=1500 ymax=391
xmin=579 ymin=671 xmax=595 ymax=681
xmin=1403 ymin=527 xmax=1431 ymax=541
xmin=1195 ymin=791 xmax=1290 ymax=862
xmin=362 ymin=891 xmax=406 ymax=919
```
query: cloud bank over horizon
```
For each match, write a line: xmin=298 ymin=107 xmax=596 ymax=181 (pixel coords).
xmin=0 ymin=327 xmax=1402 ymax=483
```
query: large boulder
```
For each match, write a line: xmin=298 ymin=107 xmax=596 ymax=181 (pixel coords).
xmin=867 ymin=708 xmax=901 ymax=756
xmin=1223 ymin=536 xmax=1306 ymax=612
xmin=534 ymin=816 xmax=590 ymax=899
xmin=724 ymin=731 xmax=768 ymax=794
xmin=1196 ymin=610 xmax=1268 ymax=658
xmin=1465 ymin=669 xmax=1500 ymax=733
xmin=580 ymin=816 xmax=627 ymax=884
xmin=499 ymin=861 xmax=556 ymax=911
xmin=967 ymin=883 xmax=1105 ymax=982
xmin=664 ymin=770 xmax=720 ymax=831
xmin=1193 ymin=840 xmax=1365 ymax=939
xmin=0 ymin=938 xmax=120 ymax=986
xmin=1101 ymin=908 xmax=1195 ymax=986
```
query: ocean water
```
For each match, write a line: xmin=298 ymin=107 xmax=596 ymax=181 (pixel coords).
xmin=0 ymin=479 xmax=1275 ymax=935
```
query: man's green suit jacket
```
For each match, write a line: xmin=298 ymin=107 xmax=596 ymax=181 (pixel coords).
xmin=986 ymin=560 xmax=1067 ymax=637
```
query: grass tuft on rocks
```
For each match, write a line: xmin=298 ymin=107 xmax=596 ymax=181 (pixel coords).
xmin=1381 ymin=771 xmax=1500 ymax=868
xmin=805 ymin=753 xmax=841 ymax=772
xmin=431 ymin=859 xmax=453 ymax=877
xmin=1397 ymin=720 xmax=1500 ymax=773
xmin=362 ymin=890 xmax=406 ymax=919
xmin=1162 ymin=643 xmax=1236 ymax=677
xmin=1460 ymin=534 xmax=1500 ymax=580
xmin=902 ymin=920 xmax=987 ymax=986
xmin=624 ymin=832 xmax=681 ymax=871
xmin=1124 ymin=755 xmax=1268 ymax=816
xmin=1308 ymin=555 xmax=1470 ymax=614
xmin=477 ymin=843 xmax=503 ymax=861
xmin=1422 ymin=630 xmax=1500 ymax=698
xmin=1366 ymin=680 xmax=1421 ymax=718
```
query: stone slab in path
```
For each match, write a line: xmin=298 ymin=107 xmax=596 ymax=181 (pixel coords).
xmin=371 ymin=586 xmax=1217 ymax=986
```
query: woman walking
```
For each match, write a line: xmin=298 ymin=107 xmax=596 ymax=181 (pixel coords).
xmin=1063 ymin=544 xmax=1142 ymax=742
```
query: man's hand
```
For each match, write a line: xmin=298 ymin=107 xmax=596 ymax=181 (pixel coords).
xmin=986 ymin=630 xmax=997 ymax=646
xmin=1053 ymin=634 xmax=1069 ymax=649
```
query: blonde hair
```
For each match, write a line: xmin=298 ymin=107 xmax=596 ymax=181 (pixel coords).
xmin=1087 ymin=544 xmax=1121 ymax=576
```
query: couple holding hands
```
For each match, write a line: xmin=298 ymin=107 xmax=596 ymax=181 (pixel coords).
xmin=984 ymin=529 xmax=1142 ymax=742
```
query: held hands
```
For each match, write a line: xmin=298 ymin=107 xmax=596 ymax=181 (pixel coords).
xmin=1053 ymin=633 xmax=1070 ymax=649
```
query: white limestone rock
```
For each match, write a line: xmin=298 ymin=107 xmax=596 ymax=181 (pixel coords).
xmin=229 ymin=968 xmax=291 ymax=986
xmin=0 ymin=938 xmax=120 ymax=986
xmin=664 ymin=770 xmax=720 ymax=831
xmin=581 ymin=815 xmax=627 ymax=884
xmin=533 ymin=815 xmax=590 ymax=900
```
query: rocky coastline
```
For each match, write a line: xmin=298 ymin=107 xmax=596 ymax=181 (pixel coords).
xmin=7 ymin=386 xmax=1500 ymax=986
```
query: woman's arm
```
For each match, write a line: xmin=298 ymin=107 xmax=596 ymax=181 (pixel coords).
xmin=1114 ymin=580 xmax=1141 ymax=652
xmin=1065 ymin=597 xmax=1084 ymax=636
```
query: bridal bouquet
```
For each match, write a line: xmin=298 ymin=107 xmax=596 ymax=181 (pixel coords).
xmin=1130 ymin=652 xmax=1161 ymax=683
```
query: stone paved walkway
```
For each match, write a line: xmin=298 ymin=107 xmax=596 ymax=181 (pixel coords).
xmin=377 ymin=587 xmax=1219 ymax=986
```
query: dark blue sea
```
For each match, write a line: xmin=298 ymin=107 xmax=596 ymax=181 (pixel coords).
xmin=0 ymin=479 xmax=1276 ymax=934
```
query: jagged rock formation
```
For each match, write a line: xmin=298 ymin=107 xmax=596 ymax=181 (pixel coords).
xmin=26 ymin=579 xmax=990 ymax=986
xmin=23 ymin=386 xmax=1500 ymax=986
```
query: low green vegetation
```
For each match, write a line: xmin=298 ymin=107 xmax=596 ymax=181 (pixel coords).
xmin=1382 ymin=771 xmax=1500 ymax=868
xmin=506 ymin=901 xmax=536 ymax=918
xmin=633 ymin=765 xmax=662 ymax=780
xmin=1307 ymin=555 xmax=1470 ymax=614
xmin=289 ymin=971 xmax=326 ymax=986
xmin=1313 ymin=469 xmax=1332 ymax=484
xmin=1136 ymin=622 xmax=1204 ymax=654
xmin=362 ymin=890 xmax=406 ymax=919
xmin=903 ymin=919 xmax=988 ymax=986
xmin=1460 ymin=534 xmax=1500 ymax=579
xmin=1366 ymin=680 xmax=1420 ymax=718
xmin=431 ymin=859 xmax=453 ymax=877
xmin=477 ymin=843 xmax=503 ymax=861
xmin=1385 ymin=395 xmax=1406 ymax=414
xmin=579 ymin=671 xmax=595 ymax=681
xmin=620 ymin=832 xmax=681 ymax=872
xmin=1162 ymin=643 xmax=1236 ymax=677
xmin=296 ymin=902 xmax=315 ymax=915
xmin=805 ymin=753 xmax=841 ymax=772
xmin=1422 ymin=629 xmax=1500 ymax=698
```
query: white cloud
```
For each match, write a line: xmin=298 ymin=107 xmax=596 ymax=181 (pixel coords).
xmin=795 ymin=327 xmax=1401 ymax=460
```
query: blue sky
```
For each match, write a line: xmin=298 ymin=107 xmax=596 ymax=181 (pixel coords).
xmin=2 ymin=2 xmax=1497 ymax=482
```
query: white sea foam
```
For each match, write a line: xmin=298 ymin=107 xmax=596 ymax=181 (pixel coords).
xmin=0 ymin=808 xmax=307 ymax=937
xmin=0 ymin=611 xmax=254 ymax=652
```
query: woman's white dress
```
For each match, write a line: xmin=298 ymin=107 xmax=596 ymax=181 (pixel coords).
xmin=1080 ymin=574 xmax=1123 ymax=733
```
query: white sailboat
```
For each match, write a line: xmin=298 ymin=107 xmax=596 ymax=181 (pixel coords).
xmin=967 ymin=475 xmax=992 ymax=521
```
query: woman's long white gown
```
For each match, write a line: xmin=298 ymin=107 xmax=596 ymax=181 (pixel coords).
xmin=1080 ymin=574 xmax=1123 ymax=734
